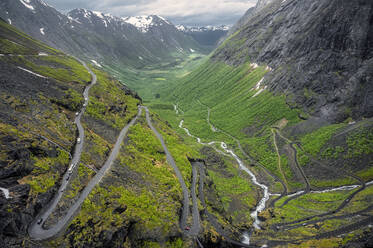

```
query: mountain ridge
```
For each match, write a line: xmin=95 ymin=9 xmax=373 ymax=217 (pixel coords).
xmin=212 ymin=0 xmax=373 ymax=122
xmin=0 ymin=0 xmax=205 ymax=69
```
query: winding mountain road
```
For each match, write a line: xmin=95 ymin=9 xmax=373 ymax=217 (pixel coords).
xmin=279 ymin=142 xmax=311 ymax=207
xmin=142 ymin=106 xmax=192 ymax=232
xmin=190 ymin=162 xmax=201 ymax=236
xmin=176 ymin=101 xmax=373 ymax=244
xmin=28 ymin=60 xmax=142 ymax=240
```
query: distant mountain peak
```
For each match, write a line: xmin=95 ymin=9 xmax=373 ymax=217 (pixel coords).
xmin=68 ymin=9 xmax=172 ymax=33
xmin=176 ymin=25 xmax=231 ymax=32
xmin=122 ymin=15 xmax=172 ymax=33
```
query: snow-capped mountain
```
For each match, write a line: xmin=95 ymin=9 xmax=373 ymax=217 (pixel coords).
xmin=176 ymin=25 xmax=231 ymax=32
xmin=0 ymin=0 xmax=203 ymax=68
xmin=176 ymin=25 xmax=230 ymax=48
xmin=68 ymin=9 xmax=201 ymax=55
xmin=122 ymin=15 xmax=172 ymax=33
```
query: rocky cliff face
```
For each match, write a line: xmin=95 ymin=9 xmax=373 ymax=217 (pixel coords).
xmin=225 ymin=0 xmax=275 ymax=38
xmin=213 ymin=0 xmax=373 ymax=122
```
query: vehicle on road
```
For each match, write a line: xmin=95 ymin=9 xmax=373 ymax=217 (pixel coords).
xmin=68 ymin=163 xmax=75 ymax=173
xmin=83 ymin=103 xmax=87 ymax=107
xmin=77 ymin=138 xmax=81 ymax=144
xmin=75 ymin=112 xmax=79 ymax=116
xmin=185 ymin=226 xmax=190 ymax=231
xmin=85 ymin=97 xmax=88 ymax=101
xmin=37 ymin=218 xmax=43 ymax=225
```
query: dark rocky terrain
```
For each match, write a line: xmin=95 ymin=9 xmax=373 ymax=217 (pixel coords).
xmin=213 ymin=0 xmax=373 ymax=122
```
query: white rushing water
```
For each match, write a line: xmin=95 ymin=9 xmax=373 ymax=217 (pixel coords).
xmin=0 ymin=187 xmax=11 ymax=199
xmin=220 ymin=142 xmax=269 ymax=231
xmin=173 ymin=104 xmax=373 ymax=245
xmin=175 ymin=106 xmax=269 ymax=244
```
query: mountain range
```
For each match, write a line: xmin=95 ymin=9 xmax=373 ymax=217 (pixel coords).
xmin=0 ymin=0 xmax=210 ymax=69
xmin=0 ymin=0 xmax=372 ymax=247
xmin=176 ymin=25 xmax=230 ymax=49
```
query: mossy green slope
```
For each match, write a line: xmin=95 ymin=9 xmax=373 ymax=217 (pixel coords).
xmin=49 ymin=110 xmax=198 ymax=247
xmin=0 ymin=19 xmax=141 ymax=247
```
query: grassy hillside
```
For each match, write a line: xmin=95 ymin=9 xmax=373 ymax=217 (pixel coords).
xmin=0 ymin=20 xmax=144 ymax=247
xmin=147 ymin=50 xmax=373 ymax=246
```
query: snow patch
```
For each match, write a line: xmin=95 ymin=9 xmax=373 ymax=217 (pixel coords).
xmin=82 ymin=9 xmax=91 ymax=18
xmin=17 ymin=67 xmax=47 ymax=78
xmin=39 ymin=0 xmax=52 ymax=7
xmin=90 ymin=60 xmax=102 ymax=68
xmin=19 ymin=0 xmax=35 ymax=11
xmin=122 ymin=16 xmax=154 ymax=33
xmin=8 ymin=19 xmax=12 ymax=25
xmin=92 ymin=11 xmax=108 ymax=27
xmin=158 ymin=15 xmax=171 ymax=25
xmin=138 ymin=56 xmax=143 ymax=60
xmin=67 ymin=15 xmax=82 ymax=24
xmin=255 ymin=78 xmax=264 ymax=90
xmin=251 ymin=78 xmax=267 ymax=96
xmin=185 ymin=25 xmax=231 ymax=32
xmin=176 ymin=25 xmax=186 ymax=31
xmin=92 ymin=11 xmax=104 ymax=19
xmin=40 ymin=28 xmax=45 ymax=35
xmin=38 ymin=52 xmax=48 ymax=56
xmin=0 ymin=187 xmax=11 ymax=199
xmin=190 ymin=48 xmax=195 ymax=53
xmin=253 ymin=89 xmax=264 ymax=97
xmin=250 ymin=63 xmax=259 ymax=69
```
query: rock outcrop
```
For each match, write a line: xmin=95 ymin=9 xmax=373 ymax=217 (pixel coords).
xmin=213 ymin=0 xmax=373 ymax=121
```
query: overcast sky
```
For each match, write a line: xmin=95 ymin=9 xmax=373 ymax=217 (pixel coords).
xmin=43 ymin=0 xmax=257 ymax=26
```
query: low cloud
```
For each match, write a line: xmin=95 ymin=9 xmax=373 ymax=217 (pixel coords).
xmin=44 ymin=0 xmax=257 ymax=26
